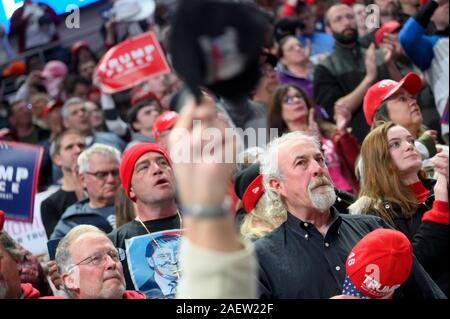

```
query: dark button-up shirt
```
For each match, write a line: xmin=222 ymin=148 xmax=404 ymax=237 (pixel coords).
xmin=255 ymin=207 xmax=446 ymax=299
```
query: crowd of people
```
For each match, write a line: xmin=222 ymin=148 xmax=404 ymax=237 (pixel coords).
xmin=0 ymin=0 xmax=448 ymax=300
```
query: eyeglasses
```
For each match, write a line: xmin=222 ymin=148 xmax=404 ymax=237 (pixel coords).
xmin=283 ymin=95 xmax=305 ymax=105
xmin=85 ymin=169 xmax=120 ymax=180
xmin=67 ymin=249 xmax=123 ymax=272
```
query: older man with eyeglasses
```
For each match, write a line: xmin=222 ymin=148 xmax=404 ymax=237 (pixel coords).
xmin=55 ymin=225 xmax=145 ymax=299
xmin=50 ymin=143 xmax=121 ymax=241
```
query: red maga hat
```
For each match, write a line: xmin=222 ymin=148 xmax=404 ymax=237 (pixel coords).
xmin=363 ymin=72 xmax=422 ymax=126
xmin=375 ymin=21 xmax=401 ymax=46
xmin=130 ymin=86 xmax=160 ymax=107
xmin=152 ymin=111 xmax=179 ymax=141
xmin=345 ymin=228 xmax=413 ymax=299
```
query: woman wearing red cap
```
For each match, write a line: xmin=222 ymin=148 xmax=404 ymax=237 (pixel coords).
xmin=363 ymin=72 xmax=448 ymax=178
xmin=233 ymin=163 xmax=287 ymax=240
xmin=349 ymin=122 xmax=449 ymax=296
xmin=70 ymin=41 xmax=98 ymax=75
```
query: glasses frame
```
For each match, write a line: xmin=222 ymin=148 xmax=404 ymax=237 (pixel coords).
xmin=67 ymin=249 xmax=123 ymax=273
xmin=282 ymin=95 xmax=306 ymax=105
xmin=85 ymin=169 xmax=120 ymax=180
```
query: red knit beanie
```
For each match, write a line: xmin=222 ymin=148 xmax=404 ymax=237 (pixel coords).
xmin=120 ymin=143 xmax=171 ymax=200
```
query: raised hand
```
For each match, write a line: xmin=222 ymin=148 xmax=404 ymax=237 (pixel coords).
xmin=423 ymin=130 xmax=439 ymax=144
xmin=169 ymin=93 xmax=237 ymax=208
xmin=306 ymin=108 xmax=321 ymax=139
xmin=365 ymin=43 xmax=377 ymax=83
xmin=431 ymin=150 xmax=449 ymax=182
xmin=433 ymin=173 xmax=448 ymax=202
xmin=334 ymin=100 xmax=352 ymax=132
xmin=381 ymin=35 xmax=396 ymax=64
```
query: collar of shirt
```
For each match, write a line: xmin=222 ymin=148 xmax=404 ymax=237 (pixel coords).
xmin=285 ymin=206 xmax=342 ymax=242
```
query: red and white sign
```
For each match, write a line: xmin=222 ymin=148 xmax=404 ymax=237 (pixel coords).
xmin=95 ymin=32 xmax=171 ymax=94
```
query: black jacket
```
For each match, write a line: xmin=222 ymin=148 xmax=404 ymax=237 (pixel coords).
xmin=313 ymin=42 xmax=390 ymax=143
xmin=350 ymin=179 xmax=449 ymax=296
xmin=255 ymin=208 xmax=446 ymax=299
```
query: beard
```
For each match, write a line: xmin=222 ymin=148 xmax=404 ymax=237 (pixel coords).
xmin=333 ymin=28 xmax=358 ymax=45
xmin=307 ymin=176 xmax=336 ymax=212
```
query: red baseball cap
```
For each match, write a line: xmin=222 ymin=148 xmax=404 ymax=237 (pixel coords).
xmin=130 ymin=86 xmax=160 ymax=107
xmin=363 ymin=72 xmax=423 ymax=126
xmin=233 ymin=163 xmax=264 ymax=213
xmin=120 ymin=143 xmax=171 ymax=200
xmin=152 ymin=111 xmax=179 ymax=141
xmin=375 ymin=21 xmax=401 ymax=46
xmin=71 ymin=40 xmax=90 ymax=56
xmin=242 ymin=175 xmax=264 ymax=213
xmin=43 ymin=100 xmax=64 ymax=117
xmin=345 ymin=228 xmax=413 ymax=299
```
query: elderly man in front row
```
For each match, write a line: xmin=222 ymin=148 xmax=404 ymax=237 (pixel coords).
xmin=55 ymin=225 xmax=145 ymax=299
xmin=256 ymin=131 xmax=445 ymax=299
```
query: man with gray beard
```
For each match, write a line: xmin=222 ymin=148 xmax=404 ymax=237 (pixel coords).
xmin=255 ymin=131 xmax=445 ymax=299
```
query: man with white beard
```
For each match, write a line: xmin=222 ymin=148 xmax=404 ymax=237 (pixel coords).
xmin=255 ymin=131 xmax=445 ymax=299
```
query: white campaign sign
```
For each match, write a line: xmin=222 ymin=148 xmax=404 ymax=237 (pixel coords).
xmin=3 ymin=185 xmax=58 ymax=256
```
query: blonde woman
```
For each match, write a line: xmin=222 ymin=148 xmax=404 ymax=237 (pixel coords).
xmin=349 ymin=122 xmax=448 ymax=296
xmin=234 ymin=163 xmax=286 ymax=240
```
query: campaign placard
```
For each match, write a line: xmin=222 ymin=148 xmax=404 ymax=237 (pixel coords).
xmin=95 ymin=31 xmax=171 ymax=94
xmin=0 ymin=141 xmax=43 ymax=223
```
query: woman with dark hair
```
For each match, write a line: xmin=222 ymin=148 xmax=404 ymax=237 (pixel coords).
xmin=70 ymin=41 xmax=98 ymax=76
xmin=349 ymin=121 xmax=448 ymax=296
xmin=275 ymin=35 xmax=314 ymax=98
xmin=268 ymin=83 xmax=359 ymax=194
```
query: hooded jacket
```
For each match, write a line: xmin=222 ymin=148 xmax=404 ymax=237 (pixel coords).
xmin=49 ymin=199 xmax=115 ymax=240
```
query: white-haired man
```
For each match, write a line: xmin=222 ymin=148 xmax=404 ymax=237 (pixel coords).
xmin=255 ymin=131 xmax=445 ymax=299
xmin=50 ymin=143 xmax=121 ymax=240
xmin=55 ymin=225 xmax=144 ymax=299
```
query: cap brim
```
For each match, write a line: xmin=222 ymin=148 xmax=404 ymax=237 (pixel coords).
xmin=383 ymin=72 xmax=422 ymax=101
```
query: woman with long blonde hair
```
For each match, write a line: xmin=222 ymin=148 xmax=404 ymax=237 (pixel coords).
xmin=349 ymin=121 xmax=449 ymax=296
